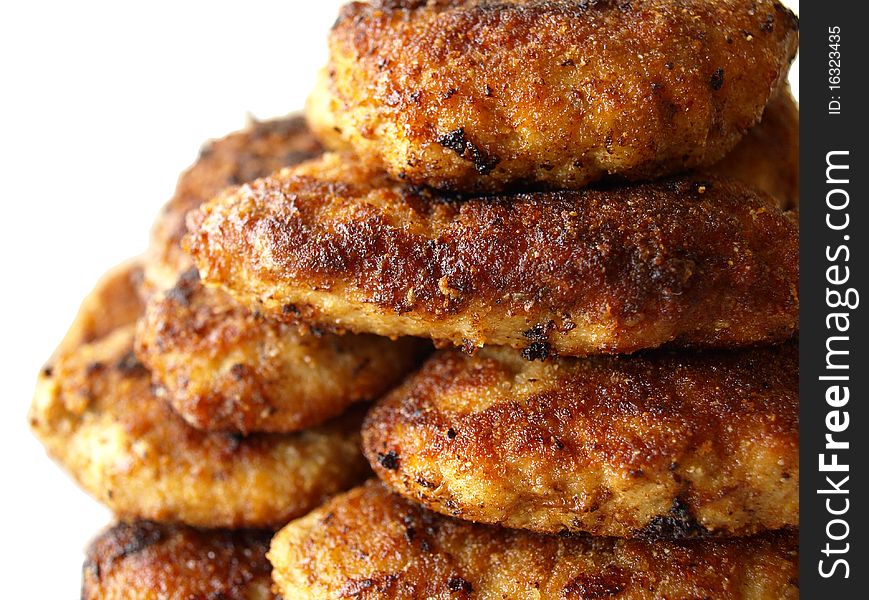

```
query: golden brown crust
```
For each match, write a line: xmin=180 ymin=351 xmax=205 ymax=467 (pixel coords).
xmin=269 ymin=481 xmax=799 ymax=599
xmin=82 ymin=522 xmax=276 ymax=600
xmin=186 ymin=155 xmax=799 ymax=356
xmin=136 ymin=269 xmax=430 ymax=433
xmin=30 ymin=323 xmax=370 ymax=528
xmin=310 ymin=0 xmax=799 ymax=193
xmin=704 ymin=89 xmax=800 ymax=210
xmin=29 ymin=266 xmax=370 ymax=527
xmin=145 ymin=115 xmax=322 ymax=293
xmin=364 ymin=343 xmax=798 ymax=538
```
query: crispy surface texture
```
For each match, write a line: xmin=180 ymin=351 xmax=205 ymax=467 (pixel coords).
xmin=82 ymin=521 xmax=276 ymax=600
xmin=29 ymin=267 xmax=370 ymax=527
xmin=136 ymin=269 xmax=430 ymax=433
xmin=309 ymin=0 xmax=799 ymax=193
xmin=187 ymin=154 xmax=799 ymax=356
xmin=704 ymin=89 xmax=800 ymax=210
xmin=139 ymin=115 xmax=425 ymax=433
xmin=364 ymin=344 xmax=798 ymax=538
xmin=269 ymin=481 xmax=799 ymax=599
xmin=146 ymin=115 xmax=322 ymax=292
xmin=30 ymin=323 xmax=370 ymax=527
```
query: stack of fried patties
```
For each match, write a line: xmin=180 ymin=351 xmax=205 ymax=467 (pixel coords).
xmin=29 ymin=116 xmax=432 ymax=596
xmin=29 ymin=0 xmax=800 ymax=598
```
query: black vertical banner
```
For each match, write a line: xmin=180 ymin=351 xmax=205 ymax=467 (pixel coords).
xmin=800 ymin=2 xmax=868 ymax=596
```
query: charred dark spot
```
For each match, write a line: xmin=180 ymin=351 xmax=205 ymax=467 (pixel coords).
xmin=437 ymin=128 xmax=469 ymax=155
xmin=553 ymin=438 xmax=565 ymax=450
xmin=110 ymin=522 xmax=165 ymax=564
xmin=282 ymin=304 xmax=301 ymax=317
xmin=710 ymin=68 xmax=725 ymax=91
xmin=447 ymin=576 xmax=473 ymax=592
xmin=563 ymin=568 xmax=627 ymax=598
xmin=436 ymin=128 xmax=500 ymax=174
xmin=484 ymin=84 xmax=493 ymax=97
xmin=416 ymin=476 xmax=437 ymax=488
xmin=636 ymin=498 xmax=707 ymax=540
xmin=229 ymin=363 xmax=248 ymax=380
xmin=165 ymin=268 xmax=200 ymax=307
xmin=42 ymin=365 xmax=53 ymax=377
xmin=378 ymin=450 xmax=400 ymax=471
xmin=524 ymin=321 xmax=555 ymax=342
xmin=443 ymin=87 xmax=457 ymax=99
xmin=86 ymin=361 xmax=106 ymax=375
xmin=404 ymin=526 xmax=416 ymax=542
xmin=115 ymin=351 xmax=147 ymax=378
xmin=409 ymin=91 xmax=422 ymax=103
xmin=760 ymin=14 xmax=775 ymax=33
xmin=522 ymin=322 xmax=554 ymax=361
xmin=224 ymin=432 xmax=246 ymax=451
xmin=664 ymin=61 xmax=674 ymax=70
xmin=447 ymin=428 xmax=457 ymax=439
xmin=522 ymin=341 xmax=551 ymax=362
xmin=376 ymin=57 xmax=389 ymax=70
xmin=561 ymin=58 xmax=576 ymax=67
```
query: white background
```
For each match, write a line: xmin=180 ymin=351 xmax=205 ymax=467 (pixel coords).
xmin=0 ymin=0 xmax=798 ymax=595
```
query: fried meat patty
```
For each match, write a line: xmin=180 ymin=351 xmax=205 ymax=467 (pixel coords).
xmin=308 ymin=0 xmax=799 ymax=193
xmin=364 ymin=343 xmax=798 ymax=538
xmin=82 ymin=521 xmax=276 ymax=600
xmin=186 ymin=155 xmax=799 ymax=356
xmin=136 ymin=269 xmax=429 ymax=433
xmin=269 ymin=481 xmax=799 ymax=599
xmin=30 ymin=323 xmax=370 ymax=528
xmin=703 ymin=89 xmax=799 ymax=210
xmin=145 ymin=115 xmax=322 ymax=293
xmin=29 ymin=268 xmax=370 ymax=527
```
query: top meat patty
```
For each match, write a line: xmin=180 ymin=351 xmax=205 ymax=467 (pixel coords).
xmin=186 ymin=155 xmax=799 ymax=356
xmin=309 ymin=0 xmax=799 ymax=193
xmin=145 ymin=115 xmax=322 ymax=293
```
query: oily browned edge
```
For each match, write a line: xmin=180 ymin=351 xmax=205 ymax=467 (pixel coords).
xmin=82 ymin=521 xmax=276 ymax=599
